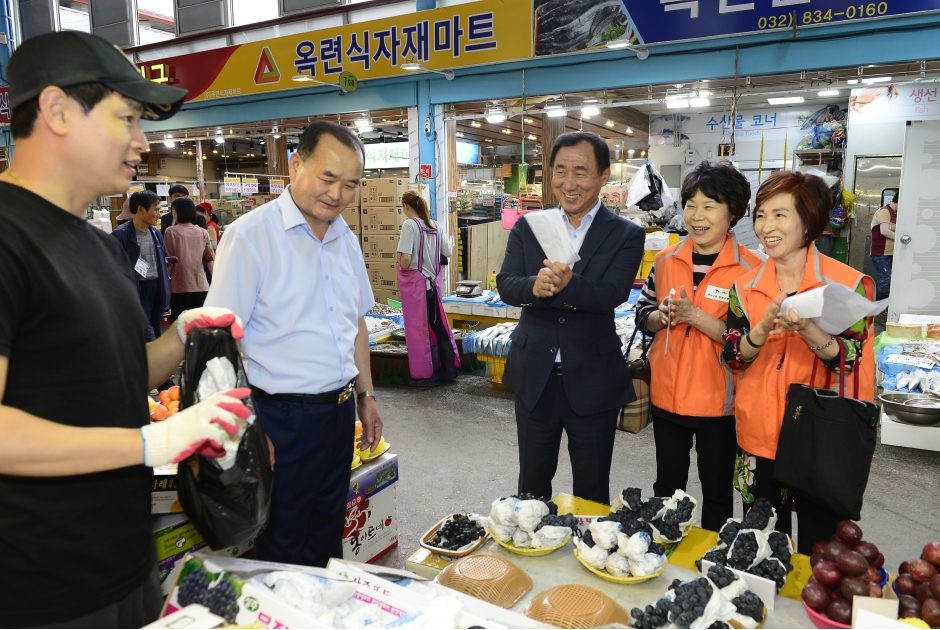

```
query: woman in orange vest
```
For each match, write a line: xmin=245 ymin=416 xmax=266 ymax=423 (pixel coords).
xmin=723 ymin=171 xmax=875 ymax=554
xmin=636 ymin=162 xmax=761 ymax=531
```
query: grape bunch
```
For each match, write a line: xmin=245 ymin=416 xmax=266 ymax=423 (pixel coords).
xmin=648 ymin=542 xmax=666 ymax=556
xmin=718 ymin=520 xmax=742 ymax=546
xmin=707 ymin=564 xmax=738 ymax=589
xmin=537 ymin=512 xmax=580 ymax=532
xmin=667 ymin=578 xmax=714 ymax=628
xmin=432 ymin=513 xmax=486 ymax=551
xmin=727 ymin=532 xmax=759 ymax=571
xmin=650 ymin=517 xmax=681 ymax=542
xmin=654 ymin=497 xmax=695 ymax=541
xmin=695 ymin=545 xmax=729 ymax=571
xmin=707 ymin=622 xmax=731 ymax=629
xmin=177 ymin=570 xmax=211 ymax=607
xmin=629 ymin=599 xmax=672 ymax=629
xmin=620 ymin=487 xmax=644 ymax=513
xmin=741 ymin=498 xmax=774 ymax=531
xmin=638 ymin=497 xmax=666 ymax=522
xmin=581 ymin=529 xmax=597 ymax=548
xmin=603 ymin=509 xmax=654 ymax=538
xmin=751 ymin=558 xmax=788 ymax=592
xmin=767 ymin=531 xmax=793 ymax=567
xmin=203 ymin=579 xmax=239 ymax=624
xmin=731 ymin=590 xmax=765 ymax=622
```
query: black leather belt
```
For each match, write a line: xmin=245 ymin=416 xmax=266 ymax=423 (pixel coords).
xmin=552 ymin=363 xmax=563 ymax=376
xmin=251 ymin=379 xmax=356 ymax=405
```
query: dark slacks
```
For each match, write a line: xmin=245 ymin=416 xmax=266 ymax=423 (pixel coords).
xmin=426 ymin=287 xmax=458 ymax=381
xmin=253 ymin=393 xmax=355 ymax=568
xmin=37 ymin=562 xmax=162 ymax=628
xmin=515 ymin=372 xmax=619 ymax=505
xmin=652 ymin=408 xmax=737 ymax=531
xmin=138 ymin=279 xmax=165 ymax=342
xmin=169 ymin=291 xmax=208 ymax=322
xmin=748 ymin=454 xmax=842 ymax=555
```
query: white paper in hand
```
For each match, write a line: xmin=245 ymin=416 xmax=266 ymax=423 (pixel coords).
xmin=523 ymin=209 xmax=581 ymax=266
xmin=780 ymin=285 xmax=889 ymax=335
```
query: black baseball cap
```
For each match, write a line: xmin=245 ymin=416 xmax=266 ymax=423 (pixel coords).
xmin=7 ymin=31 xmax=187 ymax=121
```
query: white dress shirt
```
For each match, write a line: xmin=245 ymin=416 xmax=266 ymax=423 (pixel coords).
xmin=555 ymin=198 xmax=602 ymax=362
xmin=205 ymin=187 xmax=374 ymax=394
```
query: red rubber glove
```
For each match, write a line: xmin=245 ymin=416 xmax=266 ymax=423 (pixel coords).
xmin=175 ymin=307 xmax=244 ymax=344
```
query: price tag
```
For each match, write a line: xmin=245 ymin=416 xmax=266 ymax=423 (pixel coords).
xmin=886 ymin=354 xmax=936 ymax=369
xmin=223 ymin=177 xmax=242 ymax=194
xmin=269 ymin=179 xmax=285 ymax=195
xmin=241 ymin=177 xmax=259 ymax=194
xmin=134 ymin=258 xmax=150 ymax=277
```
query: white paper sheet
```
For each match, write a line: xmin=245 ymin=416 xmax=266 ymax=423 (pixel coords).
xmin=779 ymin=284 xmax=889 ymax=335
xmin=523 ymin=209 xmax=581 ymax=266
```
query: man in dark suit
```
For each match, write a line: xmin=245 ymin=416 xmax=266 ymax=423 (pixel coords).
xmin=497 ymin=131 xmax=645 ymax=505
xmin=160 ymin=184 xmax=206 ymax=234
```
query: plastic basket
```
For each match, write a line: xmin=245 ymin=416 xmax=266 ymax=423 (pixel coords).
xmin=435 ymin=555 xmax=532 ymax=609
xmin=572 ymin=548 xmax=667 ymax=584
xmin=524 ymin=584 xmax=631 ymax=629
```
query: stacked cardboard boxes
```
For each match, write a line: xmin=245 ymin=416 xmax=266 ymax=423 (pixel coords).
xmin=360 ymin=178 xmax=407 ymax=304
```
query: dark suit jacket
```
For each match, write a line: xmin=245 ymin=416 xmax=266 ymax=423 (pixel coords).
xmin=111 ymin=221 xmax=171 ymax=313
xmin=160 ymin=211 xmax=205 ymax=236
xmin=497 ymin=204 xmax=646 ymax=416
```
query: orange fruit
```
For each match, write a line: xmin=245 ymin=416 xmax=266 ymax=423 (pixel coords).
xmin=167 ymin=401 xmax=180 ymax=411
xmin=151 ymin=403 xmax=168 ymax=421
xmin=167 ymin=408 xmax=178 ymax=417
xmin=355 ymin=420 xmax=363 ymax=437
xmin=168 ymin=386 xmax=180 ymax=402
xmin=158 ymin=390 xmax=171 ymax=403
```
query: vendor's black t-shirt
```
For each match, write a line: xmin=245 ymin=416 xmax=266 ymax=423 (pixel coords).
xmin=0 ymin=183 xmax=153 ymax=626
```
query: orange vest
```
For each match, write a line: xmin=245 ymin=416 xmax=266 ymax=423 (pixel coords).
xmin=649 ymin=234 xmax=762 ymax=417
xmin=733 ymin=244 xmax=876 ymax=459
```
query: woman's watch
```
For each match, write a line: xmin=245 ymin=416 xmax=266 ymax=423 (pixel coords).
xmin=356 ymin=391 xmax=376 ymax=402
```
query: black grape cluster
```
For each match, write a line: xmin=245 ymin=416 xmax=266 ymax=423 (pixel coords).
xmin=707 ymin=564 xmax=738 ymax=589
xmin=538 ymin=513 xmax=580 ymax=536
xmin=601 ymin=509 xmax=654 ymax=538
xmin=629 ymin=599 xmax=672 ymax=629
xmin=751 ymin=558 xmax=788 ymax=592
xmin=726 ymin=531 xmax=759 ymax=571
xmin=718 ymin=520 xmax=742 ymax=546
xmin=177 ymin=570 xmax=239 ymax=624
xmin=732 ymin=591 xmax=765 ymax=622
xmin=620 ymin=487 xmax=644 ymax=512
xmin=512 ymin=493 xmax=558 ymax=514
xmin=648 ymin=542 xmax=666 ymax=556
xmin=638 ymin=497 xmax=666 ymax=522
xmin=695 ymin=545 xmax=729 ymax=571
xmin=667 ymin=578 xmax=714 ymax=628
xmin=432 ymin=513 xmax=485 ymax=551
xmin=707 ymin=623 xmax=731 ymax=629
xmin=652 ymin=497 xmax=693 ymax=541
xmin=767 ymin=531 xmax=793 ymax=568
xmin=650 ymin=517 xmax=681 ymax=542
xmin=581 ymin=529 xmax=597 ymax=548
xmin=741 ymin=498 xmax=774 ymax=531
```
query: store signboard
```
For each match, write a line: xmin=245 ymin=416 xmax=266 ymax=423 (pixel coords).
xmin=224 ymin=177 xmax=242 ymax=194
xmin=241 ymin=177 xmax=259 ymax=194
xmin=127 ymin=182 xmax=145 ymax=194
xmin=0 ymin=87 xmax=9 ymax=125
xmin=364 ymin=142 xmax=409 ymax=170
xmin=649 ymin=106 xmax=815 ymax=145
xmin=848 ymin=85 xmax=940 ymax=122
xmin=139 ymin=0 xmax=530 ymax=103
xmin=269 ymin=178 xmax=286 ymax=194
xmin=532 ymin=0 xmax=940 ymax=54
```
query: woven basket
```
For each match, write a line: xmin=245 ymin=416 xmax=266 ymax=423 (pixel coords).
xmin=524 ymin=584 xmax=631 ymax=629
xmin=436 ymin=555 xmax=532 ymax=609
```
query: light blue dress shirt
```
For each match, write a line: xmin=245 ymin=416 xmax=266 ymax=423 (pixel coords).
xmin=556 ymin=198 xmax=602 ymax=362
xmin=205 ymin=187 xmax=374 ymax=394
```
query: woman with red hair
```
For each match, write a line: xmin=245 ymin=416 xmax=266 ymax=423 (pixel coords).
xmin=723 ymin=171 xmax=875 ymax=554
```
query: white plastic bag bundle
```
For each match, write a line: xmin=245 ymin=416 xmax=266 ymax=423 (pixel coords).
xmin=512 ymin=528 xmax=533 ymax=548
xmin=262 ymin=571 xmax=357 ymax=610
xmin=588 ymin=520 xmax=622 ymax=550
xmin=513 ymin=500 xmax=549 ymax=532
xmin=384 ymin=597 xmax=464 ymax=629
xmin=577 ymin=538 xmax=609 ymax=570
xmin=731 ymin=611 xmax=760 ymax=629
xmin=486 ymin=518 xmax=516 ymax=543
xmin=533 ymin=525 xmax=571 ymax=549
xmin=605 ymin=553 xmax=632 ymax=577
xmin=631 ymin=552 xmax=667 ymax=576
xmin=333 ymin=599 xmax=385 ymax=629
xmin=618 ymin=531 xmax=651 ymax=561
xmin=489 ymin=497 xmax=518 ymax=527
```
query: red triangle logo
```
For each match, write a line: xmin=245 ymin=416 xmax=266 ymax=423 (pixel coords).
xmin=254 ymin=47 xmax=280 ymax=85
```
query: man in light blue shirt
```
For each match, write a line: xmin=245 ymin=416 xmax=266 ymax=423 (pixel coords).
xmin=206 ymin=121 xmax=383 ymax=567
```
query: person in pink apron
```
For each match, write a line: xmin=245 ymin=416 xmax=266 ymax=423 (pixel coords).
xmin=397 ymin=190 xmax=460 ymax=386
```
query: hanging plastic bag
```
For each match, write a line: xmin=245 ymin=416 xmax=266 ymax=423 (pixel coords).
xmin=626 ymin=166 xmax=652 ymax=207
xmin=178 ymin=327 xmax=273 ymax=549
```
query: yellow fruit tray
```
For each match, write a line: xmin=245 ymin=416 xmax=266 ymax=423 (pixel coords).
xmin=351 ymin=454 xmax=362 ymax=471
xmin=360 ymin=441 xmax=390 ymax=464
xmin=486 ymin=525 xmax=572 ymax=557
xmin=573 ymin=548 xmax=667 ymax=584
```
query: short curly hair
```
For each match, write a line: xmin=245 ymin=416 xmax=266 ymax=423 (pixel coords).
xmin=681 ymin=161 xmax=752 ymax=229
xmin=755 ymin=171 xmax=832 ymax=246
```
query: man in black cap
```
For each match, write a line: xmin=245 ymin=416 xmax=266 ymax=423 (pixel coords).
xmin=0 ymin=31 xmax=255 ymax=627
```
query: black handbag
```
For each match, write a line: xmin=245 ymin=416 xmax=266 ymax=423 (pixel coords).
xmin=772 ymin=344 xmax=878 ymax=520
xmin=619 ymin=310 xmax=653 ymax=433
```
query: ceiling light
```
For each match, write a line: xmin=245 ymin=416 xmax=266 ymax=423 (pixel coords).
xmin=358 ymin=126 xmax=374 ymax=133
xmin=847 ymin=79 xmax=859 ymax=85
xmin=353 ymin=117 xmax=371 ymax=128
xmin=606 ymin=40 xmax=631 ymax=49
xmin=524 ymin=118 xmax=534 ymax=124
xmin=689 ymin=98 xmax=710 ymax=107
xmin=456 ymin=131 xmax=465 ymax=137
xmin=628 ymin=149 xmax=635 ymax=155
xmin=581 ymin=105 xmax=600 ymax=116
xmin=502 ymin=129 xmax=512 ymax=134
xmin=400 ymin=61 xmax=455 ymax=80
xmin=485 ymin=138 xmax=492 ymax=143
xmin=470 ymin=121 xmax=482 ymax=128
xmin=667 ymin=99 xmax=689 ymax=109
xmin=401 ymin=62 xmax=421 ymax=71
xmin=528 ymin=134 xmax=536 ymax=140
xmin=485 ymin=113 xmax=506 ymax=123
xmin=626 ymin=127 xmax=633 ymax=134
xmin=665 ymin=94 xmax=687 ymax=101
xmin=605 ymin=120 xmax=615 ymax=127
xmin=545 ymin=104 xmax=567 ymax=117
xmin=640 ymin=150 xmax=646 ymax=157
xmin=698 ymin=90 xmax=713 ymax=97
xmin=862 ymin=76 xmax=892 ymax=84
xmin=163 ymin=134 xmax=175 ymax=148
xmin=212 ymin=149 xmax=218 ymax=154
xmin=767 ymin=96 xmax=805 ymax=104
xmin=818 ymin=89 xmax=840 ymax=96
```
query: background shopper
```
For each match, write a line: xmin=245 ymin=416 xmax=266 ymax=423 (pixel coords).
xmin=165 ymin=197 xmax=214 ymax=321
xmin=723 ymin=170 xmax=875 ymax=553
xmin=870 ymin=190 xmax=898 ymax=305
xmin=397 ymin=190 xmax=459 ymax=386
xmin=498 ymin=131 xmax=645 ymax=505
xmin=0 ymin=30 xmax=248 ymax=628
xmin=635 ymin=162 xmax=761 ymax=530
xmin=206 ymin=121 xmax=383 ymax=568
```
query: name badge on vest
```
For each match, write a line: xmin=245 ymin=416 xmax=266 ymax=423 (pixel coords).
xmin=705 ymin=285 xmax=730 ymax=302
xmin=134 ymin=258 xmax=150 ymax=277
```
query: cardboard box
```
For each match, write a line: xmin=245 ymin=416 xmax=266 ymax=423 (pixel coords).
xmin=341 ymin=204 xmax=359 ymax=228
xmin=144 ymin=604 xmax=224 ymax=629
xmin=881 ymin=412 xmax=940 ymax=451
xmin=361 ymin=178 xmax=408 ymax=207
xmin=365 ymin=261 xmax=398 ymax=291
xmin=361 ymin=234 xmax=399 ymax=261
xmin=372 ymin=288 xmax=401 ymax=305
xmin=152 ymin=464 xmax=181 ymax=514
xmin=360 ymin=206 xmax=405 ymax=234
xmin=507 ymin=307 xmax=522 ymax=319
xmin=343 ymin=453 xmax=399 ymax=563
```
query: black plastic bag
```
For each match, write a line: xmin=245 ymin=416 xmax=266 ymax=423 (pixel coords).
xmin=177 ymin=327 xmax=272 ymax=549
xmin=637 ymin=163 xmax=664 ymax=212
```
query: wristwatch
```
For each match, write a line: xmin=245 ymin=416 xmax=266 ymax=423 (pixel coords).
xmin=356 ymin=390 xmax=376 ymax=401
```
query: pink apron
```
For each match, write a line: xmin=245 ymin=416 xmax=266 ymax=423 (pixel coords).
xmin=398 ymin=218 xmax=460 ymax=380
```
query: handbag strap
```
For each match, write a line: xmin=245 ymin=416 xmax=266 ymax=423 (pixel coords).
xmin=629 ymin=308 xmax=653 ymax=361
xmin=810 ymin=338 xmax=860 ymax=399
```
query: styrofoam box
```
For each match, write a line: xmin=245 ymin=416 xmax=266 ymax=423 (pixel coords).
xmin=507 ymin=307 xmax=522 ymax=319
xmin=443 ymin=302 xmax=474 ymax=315
xmin=881 ymin=412 xmax=940 ymax=451
xmin=470 ymin=304 xmax=508 ymax=318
